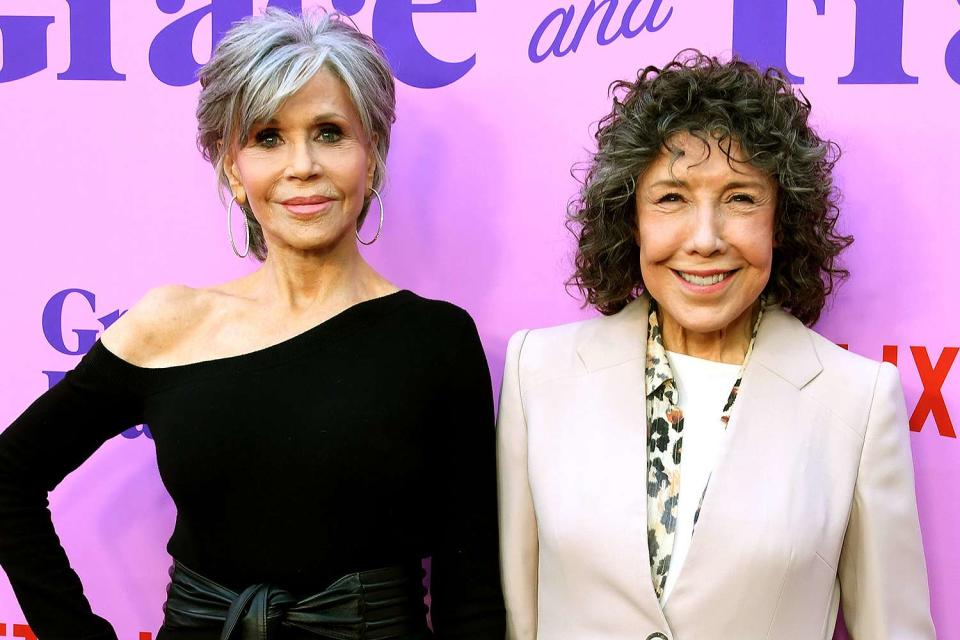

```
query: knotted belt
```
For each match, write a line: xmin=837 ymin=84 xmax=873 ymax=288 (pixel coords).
xmin=163 ymin=561 xmax=431 ymax=640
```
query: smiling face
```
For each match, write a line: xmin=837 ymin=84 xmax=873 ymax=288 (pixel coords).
xmin=635 ymin=132 xmax=778 ymax=341
xmin=224 ymin=67 xmax=376 ymax=256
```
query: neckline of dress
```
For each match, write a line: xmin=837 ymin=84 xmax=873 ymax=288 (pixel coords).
xmin=94 ymin=289 xmax=415 ymax=375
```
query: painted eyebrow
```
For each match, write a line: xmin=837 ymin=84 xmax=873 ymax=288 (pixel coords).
xmin=311 ymin=113 xmax=349 ymax=124
xmin=646 ymin=179 xmax=768 ymax=190
xmin=259 ymin=113 xmax=349 ymax=127
xmin=723 ymin=180 xmax=769 ymax=190
xmin=647 ymin=179 xmax=688 ymax=189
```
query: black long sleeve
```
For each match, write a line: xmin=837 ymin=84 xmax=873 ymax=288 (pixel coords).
xmin=428 ymin=309 xmax=505 ymax=638
xmin=0 ymin=345 xmax=143 ymax=639
xmin=0 ymin=290 xmax=505 ymax=638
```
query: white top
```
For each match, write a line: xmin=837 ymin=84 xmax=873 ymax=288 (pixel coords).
xmin=660 ymin=350 xmax=741 ymax=605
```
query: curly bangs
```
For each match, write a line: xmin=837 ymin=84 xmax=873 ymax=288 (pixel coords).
xmin=566 ymin=50 xmax=853 ymax=325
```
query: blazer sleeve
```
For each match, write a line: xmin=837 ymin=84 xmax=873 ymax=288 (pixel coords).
xmin=497 ymin=330 xmax=538 ymax=640
xmin=837 ymin=362 xmax=936 ymax=638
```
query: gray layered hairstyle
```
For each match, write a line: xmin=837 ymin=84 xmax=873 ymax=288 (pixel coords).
xmin=197 ymin=9 xmax=396 ymax=260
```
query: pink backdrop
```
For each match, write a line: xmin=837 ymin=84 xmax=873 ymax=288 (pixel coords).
xmin=1 ymin=1 xmax=958 ymax=637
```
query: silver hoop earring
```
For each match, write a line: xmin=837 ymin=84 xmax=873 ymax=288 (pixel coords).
xmin=227 ymin=196 xmax=250 ymax=258
xmin=357 ymin=188 xmax=384 ymax=246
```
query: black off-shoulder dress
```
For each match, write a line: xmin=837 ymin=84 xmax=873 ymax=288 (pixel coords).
xmin=0 ymin=290 xmax=505 ymax=639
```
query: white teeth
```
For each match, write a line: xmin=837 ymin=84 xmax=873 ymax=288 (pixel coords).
xmin=678 ymin=271 xmax=730 ymax=286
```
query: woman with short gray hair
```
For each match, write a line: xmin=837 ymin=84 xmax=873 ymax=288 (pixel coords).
xmin=0 ymin=9 xmax=505 ymax=639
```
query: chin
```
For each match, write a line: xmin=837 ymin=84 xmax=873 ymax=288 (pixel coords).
xmin=660 ymin=297 xmax=749 ymax=335
xmin=276 ymin=227 xmax=353 ymax=253
xmin=675 ymin=314 xmax=735 ymax=335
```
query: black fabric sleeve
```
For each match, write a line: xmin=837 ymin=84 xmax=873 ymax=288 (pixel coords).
xmin=0 ymin=343 xmax=144 ymax=639
xmin=427 ymin=308 xmax=506 ymax=639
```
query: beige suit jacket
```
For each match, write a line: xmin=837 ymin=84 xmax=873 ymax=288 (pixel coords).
xmin=497 ymin=295 xmax=935 ymax=640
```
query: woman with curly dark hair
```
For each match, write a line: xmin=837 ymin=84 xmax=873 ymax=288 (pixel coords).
xmin=497 ymin=51 xmax=935 ymax=640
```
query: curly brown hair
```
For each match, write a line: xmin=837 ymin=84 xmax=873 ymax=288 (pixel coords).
xmin=566 ymin=50 xmax=852 ymax=325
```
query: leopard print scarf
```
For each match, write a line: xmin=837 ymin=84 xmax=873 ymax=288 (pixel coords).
xmin=645 ymin=298 xmax=764 ymax=598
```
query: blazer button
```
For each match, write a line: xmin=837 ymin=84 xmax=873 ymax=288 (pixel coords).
xmin=646 ymin=634 xmax=669 ymax=640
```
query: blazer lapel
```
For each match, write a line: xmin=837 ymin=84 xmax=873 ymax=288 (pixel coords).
xmin=572 ymin=295 xmax=675 ymax=628
xmin=576 ymin=300 xmax=820 ymax=384
xmin=571 ymin=299 xmax=826 ymax=632
xmin=662 ymin=306 xmax=824 ymax=629
xmin=575 ymin=294 xmax=650 ymax=373
xmin=749 ymin=306 xmax=823 ymax=390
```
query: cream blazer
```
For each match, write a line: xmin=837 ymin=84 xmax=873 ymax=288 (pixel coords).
xmin=497 ymin=295 xmax=935 ymax=640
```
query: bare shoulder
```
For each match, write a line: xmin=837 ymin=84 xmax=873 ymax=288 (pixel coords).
xmin=100 ymin=284 xmax=216 ymax=366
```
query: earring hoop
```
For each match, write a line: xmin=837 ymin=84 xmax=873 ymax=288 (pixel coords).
xmin=357 ymin=188 xmax=384 ymax=246
xmin=227 ymin=196 xmax=250 ymax=258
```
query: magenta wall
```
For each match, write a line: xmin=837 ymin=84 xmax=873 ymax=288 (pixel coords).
xmin=1 ymin=1 xmax=958 ymax=637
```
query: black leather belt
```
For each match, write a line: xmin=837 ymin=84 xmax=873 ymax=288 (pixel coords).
xmin=163 ymin=561 xmax=431 ymax=639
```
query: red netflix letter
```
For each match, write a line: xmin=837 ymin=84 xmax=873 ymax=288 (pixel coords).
xmin=882 ymin=345 xmax=898 ymax=366
xmin=909 ymin=346 xmax=958 ymax=438
xmin=12 ymin=624 xmax=36 ymax=640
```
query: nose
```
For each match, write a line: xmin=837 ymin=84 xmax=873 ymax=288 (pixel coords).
xmin=284 ymin=140 xmax=321 ymax=181
xmin=685 ymin=202 xmax=726 ymax=256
